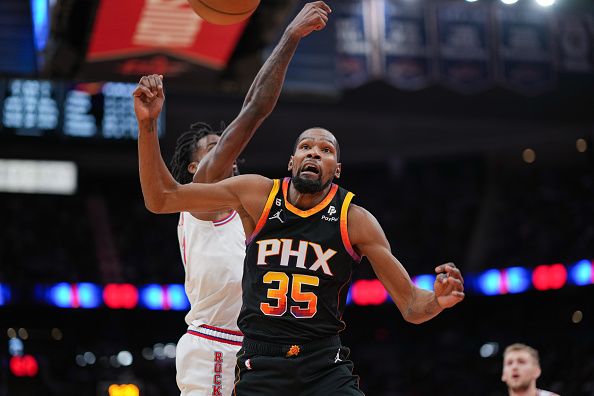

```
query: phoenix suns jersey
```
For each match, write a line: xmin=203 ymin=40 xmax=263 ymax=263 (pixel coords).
xmin=237 ymin=177 xmax=361 ymax=344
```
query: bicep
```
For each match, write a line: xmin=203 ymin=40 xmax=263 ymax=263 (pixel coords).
xmin=350 ymin=207 xmax=415 ymax=311
xmin=164 ymin=176 xmax=248 ymax=214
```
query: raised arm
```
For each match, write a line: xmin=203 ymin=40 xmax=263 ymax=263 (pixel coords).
xmin=194 ymin=1 xmax=332 ymax=183
xmin=348 ymin=205 xmax=464 ymax=324
xmin=133 ymin=73 xmax=272 ymax=218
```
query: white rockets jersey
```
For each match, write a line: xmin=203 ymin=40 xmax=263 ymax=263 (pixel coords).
xmin=177 ymin=211 xmax=245 ymax=331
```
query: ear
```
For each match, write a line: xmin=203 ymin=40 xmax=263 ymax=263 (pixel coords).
xmin=335 ymin=163 xmax=341 ymax=179
xmin=288 ymin=156 xmax=294 ymax=172
xmin=187 ymin=161 xmax=198 ymax=175
xmin=534 ymin=365 xmax=542 ymax=380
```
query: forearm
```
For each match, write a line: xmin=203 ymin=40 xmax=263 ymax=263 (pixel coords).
xmin=137 ymin=117 xmax=179 ymax=213
xmin=242 ymin=28 xmax=301 ymax=115
xmin=401 ymin=287 xmax=443 ymax=324
xmin=196 ymin=30 xmax=301 ymax=183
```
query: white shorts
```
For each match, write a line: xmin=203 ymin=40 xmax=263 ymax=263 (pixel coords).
xmin=176 ymin=324 xmax=243 ymax=396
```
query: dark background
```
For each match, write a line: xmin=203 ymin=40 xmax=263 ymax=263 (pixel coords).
xmin=1 ymin=0 xmax=593 ymax=395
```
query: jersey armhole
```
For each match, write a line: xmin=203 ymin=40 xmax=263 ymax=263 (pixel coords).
xmin=246 ymin=179 xmax=280 ymax=245
xmin=340 ymin=192 xmax=362 ymax=263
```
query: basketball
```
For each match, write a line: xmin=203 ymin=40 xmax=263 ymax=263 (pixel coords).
xmin=187 ymin=0 xmax=260 ymax=25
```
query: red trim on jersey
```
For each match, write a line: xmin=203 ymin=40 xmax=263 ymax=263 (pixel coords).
xmin=213 ymin=210 xmax=237 ymax=227
xmin=340 ymin=192 xmax=362 ymax=262
xmin=282 ymin=177 xmax=339 ymax=218
xmin=201 ymin=324 xmax=243 ymax=337
xmin=246 ymin=179 xmax=280 ymax=245
xmin=187 ymin=330 xmax=243 ymax=346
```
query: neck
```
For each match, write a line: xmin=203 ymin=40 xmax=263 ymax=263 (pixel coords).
xmin=287 ymin=180 xmax=333 ymax=210
xmin=509 ymin=384 xmax=538 ymax=396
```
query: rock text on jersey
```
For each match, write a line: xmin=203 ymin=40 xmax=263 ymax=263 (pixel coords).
xmin=256 ymin=238 xmax=336 ymax=276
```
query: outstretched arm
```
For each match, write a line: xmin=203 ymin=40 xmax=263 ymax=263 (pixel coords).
xmin=133 ymin=74 xmax=272 ymax=217
xmin=194 ymin=1 xmax=332 ymax=183
xmin=348 ymin=205 xmax=464 ymax=324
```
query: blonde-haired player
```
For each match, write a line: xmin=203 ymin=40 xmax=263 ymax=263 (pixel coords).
xmin=502 ymin=343 xmax=560 ymax=396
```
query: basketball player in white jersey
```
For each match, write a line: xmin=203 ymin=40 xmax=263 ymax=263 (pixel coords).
xmin=502 ymin=343 xmax=560 ymax=396
xmin=135 ymin=3 xmax=333 ymax=395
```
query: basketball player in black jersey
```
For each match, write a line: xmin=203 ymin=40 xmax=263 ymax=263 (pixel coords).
xmin=134 ymin=3 xmax=465 ymax=395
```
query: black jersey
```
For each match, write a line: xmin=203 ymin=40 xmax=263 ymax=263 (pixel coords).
xmin=238 ymin=177 xmax=361 ymax=344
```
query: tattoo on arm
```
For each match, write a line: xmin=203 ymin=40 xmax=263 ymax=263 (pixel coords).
xmin=244 ymin=32 xmax=300 ymax=114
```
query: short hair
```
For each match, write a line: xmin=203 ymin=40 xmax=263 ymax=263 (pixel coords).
xmin=504 ymin=343 xmax=540 ymax=365
xmin=169 ymin=121 xmax=224 ymax=184
xmin=292 ymin=128 xmax=341 ymax=161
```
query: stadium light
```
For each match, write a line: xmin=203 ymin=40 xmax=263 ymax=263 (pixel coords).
xmin=140 ymin=284 xmax=166 ymax=310
xmin=351 ymin=279 xmax=387 ymax=306
xmin=505 ymin=267 xmax=531 ymax=294
xmin=478 ymin=269 xmax=502 ymax=295
xmin=535 ymin=0 xmax=555 ymax=6
xmin=0 ymin=283 xmax=10 ymax=306
xmin=569 ymin=259 xmax=593 ymax=286
xmin=413 ymin=275 xmax=435 ymax=291
xmin=501 ymin=0 xmax=519 ymax=4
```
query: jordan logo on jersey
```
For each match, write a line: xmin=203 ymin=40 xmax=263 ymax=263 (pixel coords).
xmin=269 ymin=210 xmax=285 ymax=223
xmin=256 ymin=238 xmax=336 ymax=276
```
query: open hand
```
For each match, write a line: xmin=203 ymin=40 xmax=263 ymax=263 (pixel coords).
xmin=132 ymin=74 xmax=165 ymax=121
xmin=287 ymin=1 xmax=331 ymax=38
xmin=434 ymin=263 xmax=465 ymax=309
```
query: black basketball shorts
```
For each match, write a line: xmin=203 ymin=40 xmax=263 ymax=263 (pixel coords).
xmin=233 ymin=335 xmax=364 ymax=396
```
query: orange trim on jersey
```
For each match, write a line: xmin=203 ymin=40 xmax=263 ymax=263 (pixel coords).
xmin=246 ymin=179 xmax=280 ymax=245
xmin=282 ymin=177 xmax=339 ymax=218
xmin=340 ymin=192 xmax=362 ymax=262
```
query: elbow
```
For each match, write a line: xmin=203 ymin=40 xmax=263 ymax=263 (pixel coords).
xmin=402 ymin=309 xmax=420 ymax=324
xmin=403 ymin=314 xmax=426 ymax=325
xmin=143 ymin=190 xmax=174 ymax=214
xmin=144 ymin=197 xmax=165 ymax=214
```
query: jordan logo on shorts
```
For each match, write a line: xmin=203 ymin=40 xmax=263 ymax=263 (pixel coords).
xmin=334 ymin=348 xmax=342 ymax=363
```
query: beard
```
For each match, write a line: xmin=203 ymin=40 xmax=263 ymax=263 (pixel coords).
xmin=292 ymin=174 xmax=333 ymax=194
xmin=508 ymin=379 xmax=531 ymax=393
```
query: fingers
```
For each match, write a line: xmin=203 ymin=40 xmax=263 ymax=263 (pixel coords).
xmin=138 ymin=74 xmax=163 ymax=93
xmin=133 ymin=85 xmax=153 ymax=98
xmin=435 ymin=262 xmax=455 ymax=273
xmin=316 ymin=9 xmax=328 ymax=24
xmin=444 ymin=265 xmax=464 ymax=284
xmin=435 ymin=263 xmax=463 ymax=283
xmin=135 ymin=75 xmax=165 ymax=102
xmin=312 ymin=1 xmax=332 ymax=14
xmin=148 ymin=74 xmax=159 ymax=91
xmin=436 ymin=272 xmax=448 ymax=284
xmin=446 ymin=276 xmax=464 ymax=292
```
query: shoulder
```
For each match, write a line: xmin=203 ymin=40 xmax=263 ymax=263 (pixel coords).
xmin=347 ymin=204 xmax=379 ymax=225
xmin=346 ymin=204 xmax=387 ymax=247
xmin=224 ymin=174 xmax=273 ymax=191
